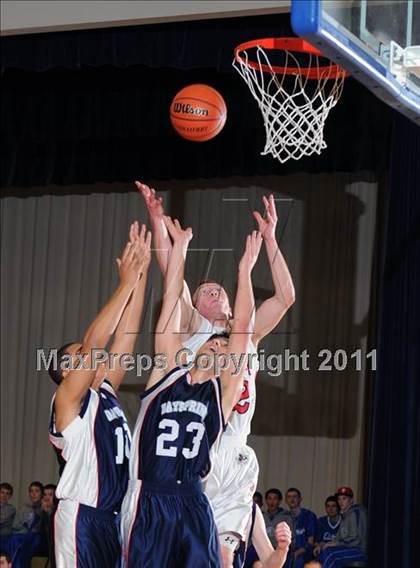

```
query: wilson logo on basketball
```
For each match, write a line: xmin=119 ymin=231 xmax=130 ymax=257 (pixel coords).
xmin=170 ymin=84 xmax=227 ymax=141
xmin=173 ymin=103 xmax=209 ymax=116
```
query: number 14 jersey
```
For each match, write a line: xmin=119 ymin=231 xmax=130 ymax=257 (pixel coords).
xmin=129 ymin=367 xmax=224 ymax=483
xmin=49 ymin=379 xmax=131 ymax=512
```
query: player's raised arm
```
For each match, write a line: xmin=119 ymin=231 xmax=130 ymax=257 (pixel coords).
xmin=220 ymin=231 xmax=262 ymax=421
xmin=252 ymin=195 xmax=295 ymax=346
xmin=251 ymin=506 xmax=291 ymax=568
xmin=146 ymin=216 xmax=193 ymax=389
xmin=107 ymin=222 xmax=152 ymax=392
xmin=135 ymin=181 xmax=170 ymax=274
xmin=136 ymin=180 xmax=200 ymax=334
xmin=54 ymin=237 xmax=143 ymax=431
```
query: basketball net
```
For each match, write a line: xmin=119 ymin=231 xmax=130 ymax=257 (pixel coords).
xmin=233 ymin=42 xmax=346 ymax=163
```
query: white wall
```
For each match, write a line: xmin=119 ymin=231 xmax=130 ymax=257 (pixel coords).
xmin=1 ymin=1 xmax=290 ymax=36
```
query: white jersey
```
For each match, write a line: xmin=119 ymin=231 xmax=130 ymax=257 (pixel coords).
xmin=49 ymin=380 xmax=131 ymax=511
xmin=182 ymin=312 xmax=258 ymax=441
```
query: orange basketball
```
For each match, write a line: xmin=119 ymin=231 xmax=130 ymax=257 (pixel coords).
xmin=170 ymin=84 xmax=227 ymax=142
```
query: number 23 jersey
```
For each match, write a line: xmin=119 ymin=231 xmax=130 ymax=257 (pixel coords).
xmin=129 ymin=367 xmax=225 ymax=483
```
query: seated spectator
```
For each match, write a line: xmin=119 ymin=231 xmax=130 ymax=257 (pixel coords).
xmin=0 ymin=484 xmax=16 ymax=537
xmin=1 ymin=482 xmax=48 ymax=568
xmin=314 ymin=496 xmax=341 ymax=555
xmin=318 ymin=486 xmax=367 ymax=568
xmin=12 ymin=481 xmax=43 ymax=534
xmin=263 ymin=489 xmax=294 ymax=549
xmin=0 ymin=552 xmax=12 ymax=568
xmin=253 ymin=492 xmax=263 ymax=509
xmin=41 ymin=484 xmax=57 ymax=513
xmin=285 ymin=487 xmax=317 ymax=568
xmin=39 ymin=484 xmax=57 ymax=567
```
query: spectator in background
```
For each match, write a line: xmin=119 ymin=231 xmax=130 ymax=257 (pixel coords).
xmin=314 ymin=496 xmax=341 ymax=555
xmin=285 ymin=487 xmax=317 ymax=568
xmin=1 ymin=482 xmax=46 ymax=567
xmin=261 ymin=487 xmax=295 ymax=568
xmin=263 ymin=489 xmax=293 ymax=549
xmin=253 ymin=492 xmax=263 ymax=509
xmin=39 ymin=484 xmax=57 ymax=567
xmin=12 ymin=481 xmax=43 ymax=533
xmin=0 ymin=552 xmax=12 ymax=568
xmin=0 ymin=484 xmax=16 ymax=537
xmin=41 ymin=484 xmax=57 ymax=512
xmin=318 ymin=486 xmax=367 ymax=568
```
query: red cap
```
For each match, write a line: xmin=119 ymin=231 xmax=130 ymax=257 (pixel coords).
xmin=335 ymin=486 xmax=354 ymax=498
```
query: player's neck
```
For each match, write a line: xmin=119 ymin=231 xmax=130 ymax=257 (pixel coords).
xmin=189 ymin=367 xmax=214 ymax=384
xmin=204 ymin=312 xmax=230 ymax=329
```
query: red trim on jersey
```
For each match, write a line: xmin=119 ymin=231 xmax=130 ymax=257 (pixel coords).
xmin=49 ymin=437 xmax=60 ymax=447
xmin=232 ymin=379 xmax=250 ymax=414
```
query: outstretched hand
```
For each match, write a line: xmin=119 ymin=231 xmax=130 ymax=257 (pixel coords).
xmin=117 ymin=222 xmax=152 ymax=286
xmin=129 ymin=221 xmax=152 ymax=270
xmin=135 ymin=181 xmax=164 ymax=221
xmin=163 ymin=216 xmax=193 ymax=247
xmin=116 ymin=241 xmax=142 ymax=287
xmin=239 ymin=230 xmax=262 ymax=274
xmin=253 ymin=194 xmax=278 ymax=240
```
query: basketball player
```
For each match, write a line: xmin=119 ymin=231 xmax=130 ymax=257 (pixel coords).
xmin=120 ymin=217 xmax=262 ymax=567
xmin=137 ymin=181 xmax=295 ymax=567
xmin=48 ymin=222 xmax=151 ymax=568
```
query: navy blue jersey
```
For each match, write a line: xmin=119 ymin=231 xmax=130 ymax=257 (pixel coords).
xmin=49 ymin=379 xmax=131 ymax=512
xmin=293 ymin=508 xmax=317 ymax=551
xmin=316 ymin=515 xmax=341 ymax=543
xmin=130 ymin=367 xmax=224 ymax=483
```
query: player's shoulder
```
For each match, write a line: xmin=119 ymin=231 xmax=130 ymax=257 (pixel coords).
xmin=207 ymin=375 xmax=223 ymax=400
xmin=193 ymin=375 xmax=221 ymax=399
xmin=186 ymin=309 xmax=209 ymax=335
xmin=142 ymin=366 xmax=188 ymax=400
xmin=98 ymin=379 xmax=117 ymax=398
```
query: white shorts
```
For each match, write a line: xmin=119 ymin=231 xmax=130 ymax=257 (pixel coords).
xmin=204 ymin=437 xmax=259 ymax=540
xmin=120 ymin=479 xmax=142 ymax=560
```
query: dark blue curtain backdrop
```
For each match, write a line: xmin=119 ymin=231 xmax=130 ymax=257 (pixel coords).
xmin=367 ymin=113 xmax=420 ymax=567
xmin=1 ymin=14 xmax=392 ymax=188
